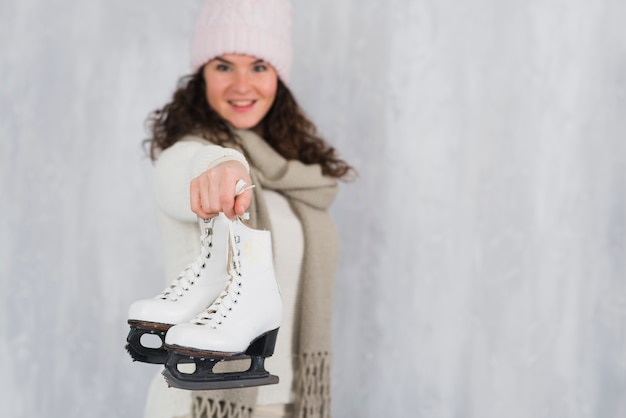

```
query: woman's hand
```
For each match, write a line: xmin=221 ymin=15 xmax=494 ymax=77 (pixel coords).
xmin=190 ymin=160 xmax=253 ymax=220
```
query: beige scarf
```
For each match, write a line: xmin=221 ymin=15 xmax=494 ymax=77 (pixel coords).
xmin=190 ymin=129 xmax=339 ymax=418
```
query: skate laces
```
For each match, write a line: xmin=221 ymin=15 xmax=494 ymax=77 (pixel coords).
xmin=193 ymin=219 xmax=243 ymax=328
xmin=159 ymin=218 xmax=215 ymax=302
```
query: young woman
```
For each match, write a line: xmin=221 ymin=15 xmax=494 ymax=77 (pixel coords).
xmin=139 ymin=1 xmax=352 ymax=417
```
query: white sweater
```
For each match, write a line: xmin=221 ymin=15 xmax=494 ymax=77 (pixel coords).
xmin=143 ymin=140 xmax=303 ymax=417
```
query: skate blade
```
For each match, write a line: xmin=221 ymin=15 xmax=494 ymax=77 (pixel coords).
xmin=125 ymin=343 xmax=168 ymax=364
xmin=126 ymin=322 xmax=174 ymax=364
xmin=162 ymin=368 xmax=279 ymax=390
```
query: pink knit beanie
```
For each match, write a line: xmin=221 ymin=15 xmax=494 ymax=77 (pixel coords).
xmin=190 ymin=0 xmax=292 ymax=83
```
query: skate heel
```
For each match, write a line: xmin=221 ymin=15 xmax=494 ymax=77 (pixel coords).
xmin=245 ymin=328 xmax=279 ymax=357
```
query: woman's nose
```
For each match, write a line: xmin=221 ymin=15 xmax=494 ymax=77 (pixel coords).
xmin=231 ymin=72 xmax=252 ymax=93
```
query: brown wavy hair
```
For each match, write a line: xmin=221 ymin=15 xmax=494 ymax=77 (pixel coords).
xmin=146 ymin=68 xmax=354 ymax=179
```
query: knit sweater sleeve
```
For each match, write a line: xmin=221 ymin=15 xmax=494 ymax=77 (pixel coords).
xmin=153 ymin=140 xmax=250 ymax=222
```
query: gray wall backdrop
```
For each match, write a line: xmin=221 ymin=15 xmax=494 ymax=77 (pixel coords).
xmin=1 ymin=0 xmax=625 ymax=417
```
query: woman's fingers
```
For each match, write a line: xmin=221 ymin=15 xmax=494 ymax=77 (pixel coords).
xmin=189 ymin=161 xmax=252 ymax=219
xmin=234 ymin=190 xmax=252 ymax=217
xmin=190 ymin=177 xmax=217 ymax=219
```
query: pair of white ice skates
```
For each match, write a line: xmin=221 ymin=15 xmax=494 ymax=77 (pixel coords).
xmin=126 ymin=214 xmax=282 ymax=390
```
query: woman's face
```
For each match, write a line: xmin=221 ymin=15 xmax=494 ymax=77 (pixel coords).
xmin=203 ymin=54 xmax=278 ymax=129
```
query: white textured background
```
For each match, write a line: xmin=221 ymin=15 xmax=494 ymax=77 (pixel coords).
xmin=1 ymin=1 xmax=625 ymax=417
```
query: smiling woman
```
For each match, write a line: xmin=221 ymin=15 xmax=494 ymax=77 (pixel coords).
xmin=126 ymin=0 xmax=354 ymax=417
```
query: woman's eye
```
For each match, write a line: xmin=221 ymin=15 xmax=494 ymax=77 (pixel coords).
xmin=253 ymin=64 xmax=267 ymax=72
xmin=216 ymin=64 xmax=230 ymax=71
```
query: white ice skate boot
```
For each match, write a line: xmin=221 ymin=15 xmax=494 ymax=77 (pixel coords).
xmin=162 ymin=217 xmax=282 ymax=390
xmin=126 ymin=214 xmax=230 ymax=364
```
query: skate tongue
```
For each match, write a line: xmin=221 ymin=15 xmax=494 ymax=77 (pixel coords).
xmin=158 ymin=218 xmax=217 ymax=301
xmin=159 ymin=240 xmax=211 ymax=301
xmin=193 ymin=273 xmax=238 ymax=326
xmin=192 ymin=240 xmax=241 ymax=327
xmin=159 ymin=257 xmax=201 ymax=300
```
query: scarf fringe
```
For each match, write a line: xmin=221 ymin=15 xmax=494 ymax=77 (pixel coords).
xmin=295 ymin=351 xmax=332 ymax=418
xmin=192 ymin=397 xmax=253 ymax=418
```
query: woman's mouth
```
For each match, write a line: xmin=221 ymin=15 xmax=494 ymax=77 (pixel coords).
xmin=229 ymin=100 xmax=256 ymax=110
